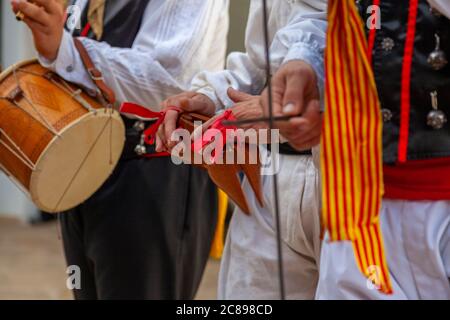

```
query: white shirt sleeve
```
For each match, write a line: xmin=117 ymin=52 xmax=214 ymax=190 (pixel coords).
xmin=191 ymin=0 xmax=327 ymax=112
xmin=39 ymin=0 xmax=229 ymax=109
xmin=428 ymin=0 xmax=450 ymax=19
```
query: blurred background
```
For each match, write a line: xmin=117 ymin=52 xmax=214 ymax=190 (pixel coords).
xmin=0 ymin=0 xmax=250 ymax=300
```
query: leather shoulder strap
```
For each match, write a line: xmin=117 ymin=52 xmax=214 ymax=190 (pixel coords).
xmin=73 ymin=37 xmax=116 ymax=105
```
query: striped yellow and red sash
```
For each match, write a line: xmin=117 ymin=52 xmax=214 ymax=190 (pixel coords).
xmin=320 ymin=0 xmax=393 ymax=294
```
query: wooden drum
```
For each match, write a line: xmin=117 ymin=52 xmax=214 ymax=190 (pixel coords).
xmin=0 ymin=60 xmax=125 ymax=213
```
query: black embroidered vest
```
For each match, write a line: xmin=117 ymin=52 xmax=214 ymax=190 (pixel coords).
xmin=70 ymin=0 xmax=150 ymax=48
xmin=358 ymin=0 xmax=450 ymax=164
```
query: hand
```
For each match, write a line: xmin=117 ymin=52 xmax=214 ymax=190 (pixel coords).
xmin=276 ymin=100 xmax=322 ymax=151
xmin=156 ymin=91 xmax=216 ymax=152
xmin=190 ymin=88 xmax=266 ymax=145
xmin=261 ymin=60 xmax=322 ymax=151
xmin=227 ymin=88 xmax=266 ymax=131
xmin=11 ymin=0 xmax=66 ymax=61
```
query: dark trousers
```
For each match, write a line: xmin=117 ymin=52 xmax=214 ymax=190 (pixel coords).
xmin=60 ymin=156 xmax=218 ymax=300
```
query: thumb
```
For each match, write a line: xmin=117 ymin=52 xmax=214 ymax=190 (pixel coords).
xmin=227 ymin=87 xmax=253 ymax=103
xmin=281 ymin=74 xmax=306 ymax=117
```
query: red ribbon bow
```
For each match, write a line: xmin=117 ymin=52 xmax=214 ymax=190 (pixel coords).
xmin=120 ymin=102 xmax=182 ymax=145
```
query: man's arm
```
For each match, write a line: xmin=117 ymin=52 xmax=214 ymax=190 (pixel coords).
xmin=13 ymin=0 xmax=229 ymax=107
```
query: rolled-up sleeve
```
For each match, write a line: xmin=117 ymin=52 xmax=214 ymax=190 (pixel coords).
xmin=39 ymin=0 xmax=229 ymax=108
xmin=39 ymin=30 xmax=95 ymax=93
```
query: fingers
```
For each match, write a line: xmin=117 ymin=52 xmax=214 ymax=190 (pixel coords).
xmin=282 ymin=125 xmax=321 ymax=151
xmin=278 ymin=100 xmax=322 ymax=150
xmin=269 ymin=73 xmax=287 ymax=117
xmin=162 ymin=92 xmax=196 ymax=110
xmin=162 ymin=110 xmax=180 ymax=150
xmin=12 ymin=0 xmax=60 ymax=15
xmin=264 ymin=61 xmax=319 ymax=120
xmin=155 ymin=132 xmax=165 ymax=153
xmin=284 ymin=119 xmax=320 ymax=143
xmin=158 ymin=92 xmax=217 ymax=152
xmin=183 ymin=97 xmax=213 ymax=114
xmin=260 ymin=89 xmax=269 ymax=117
xmin=29 ymin=0 xmax=62 ymax=15
xmin=281 ymin=63 xmax=317 ymax=117
xmin=161 ymin=92 xmax=215 ymax=116
xmin=227 ymin=87 xmax=254 ymax=103
xmin=13 ymin=1 xmax=49 ymax=26
xmin=284 ymin=100 xmax=321 ymax=131
xmin=22 ymin=16 xmax=47 ymax=33
xmin=261 ymin=83 xmax=286 ymax=118
xmin=11 ymin=0 xmax=19 ymax=12
xmin=290 ymin=135 xmax=321 ymax=152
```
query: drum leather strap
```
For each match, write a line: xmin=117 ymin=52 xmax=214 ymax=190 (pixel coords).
xmin=73 ymin=38 xmax=116 ymax=106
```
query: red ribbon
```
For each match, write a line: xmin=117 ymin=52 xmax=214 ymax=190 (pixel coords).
xmin=120 ymin=103 xmax=238 ymax=162
xmin=192 ymin=110 xmax=238 ymax=164
xmin=80 ymin=22 xmax=91 ymax=37
xmin=119 ymin=102 xmax=182 ymax=153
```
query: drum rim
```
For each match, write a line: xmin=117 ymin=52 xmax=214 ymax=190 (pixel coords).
xmin=0 ymin=59 xmax=38 ymax=82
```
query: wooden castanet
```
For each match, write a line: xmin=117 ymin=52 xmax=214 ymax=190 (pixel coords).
xmin=178 ymin=113 xmax=263 ymax=215
xmin=0 ymin=60 xmax=125 ymax=213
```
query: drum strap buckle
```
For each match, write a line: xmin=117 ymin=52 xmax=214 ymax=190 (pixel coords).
xmin=88 ymin=68 xmax=105 ymax=82
xmin=73 ymin=38 xmax=116 ymax=106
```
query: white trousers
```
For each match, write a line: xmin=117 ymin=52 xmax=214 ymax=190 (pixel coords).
xmin=218 ymin=151 xmax=321 ymax=300
xmin=316 ymin=199 xmax=450 ymax=300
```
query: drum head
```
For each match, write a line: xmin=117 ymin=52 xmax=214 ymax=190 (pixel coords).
xmin=29 ymin=109 xmax=125 ymax=213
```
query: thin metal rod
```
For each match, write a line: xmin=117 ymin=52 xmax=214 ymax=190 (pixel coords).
xmin=262 ymin=0 xmax=285 ymax=300
xmin=222 ymin=115 xmax=296 ymax=127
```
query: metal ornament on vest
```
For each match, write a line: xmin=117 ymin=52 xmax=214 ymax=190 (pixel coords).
xmin=427 ymin=91 xmax=448 ymax=129
xmin=428 ymin=33 xmax=448 ymax=70
xmin=359 ymin=0 xmax=450 ymax=163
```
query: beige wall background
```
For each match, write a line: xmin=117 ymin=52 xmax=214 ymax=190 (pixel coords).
xmin=227 ymin=0 xmax=251 ymax=54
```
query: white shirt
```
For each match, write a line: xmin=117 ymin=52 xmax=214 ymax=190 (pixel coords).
xmin=428 ymin=0 xmax=450 ymax=19
xmin=40 ymin=0 xmax=230 ymax=110
xmin=191 ymin=0 xmax=327 ymax=112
